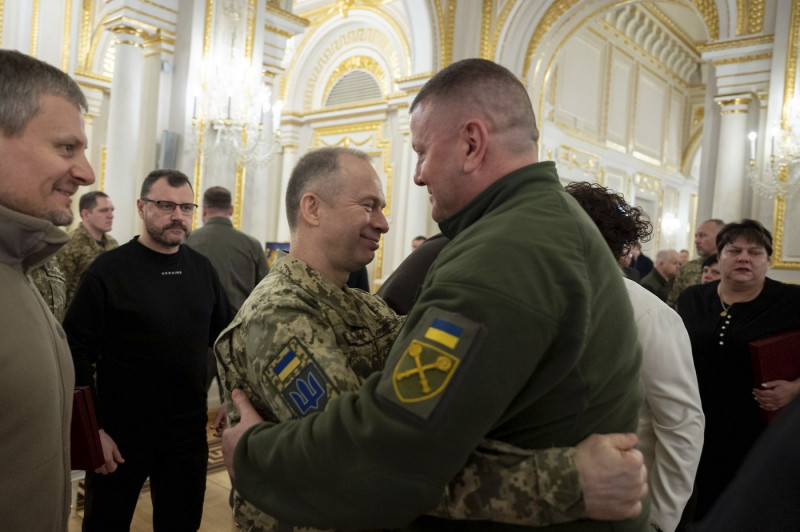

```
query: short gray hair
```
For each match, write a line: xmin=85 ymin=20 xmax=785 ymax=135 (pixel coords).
xmin=0 ymin=50 xmax=88 ymax=136
xmin=285 ymin=147 xmax=371 ymax=232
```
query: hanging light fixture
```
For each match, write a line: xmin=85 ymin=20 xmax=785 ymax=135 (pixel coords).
xmin=747 ymin=99 xmax=800 ymax=199
xmin=191 ymin=0 xmax=281 ymax=166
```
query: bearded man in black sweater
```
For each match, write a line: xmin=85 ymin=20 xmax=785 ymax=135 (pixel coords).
xmin=63 ymin=169 xmax=232 ymax=532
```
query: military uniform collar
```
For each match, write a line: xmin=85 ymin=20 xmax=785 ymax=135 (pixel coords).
xmin=204 ymin=216 xmax=234 ymax=227
xmin=438 ymin=161 xmax=558 ymax=239
xmin=273 ymin=252 xmax=371 ymax=325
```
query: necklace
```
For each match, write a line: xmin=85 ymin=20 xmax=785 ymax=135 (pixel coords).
xmin=717 ymin=285 xmax=732 ymax=317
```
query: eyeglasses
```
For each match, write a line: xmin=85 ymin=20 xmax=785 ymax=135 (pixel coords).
xmin=141 ymin=198 xmax=198 ymax=215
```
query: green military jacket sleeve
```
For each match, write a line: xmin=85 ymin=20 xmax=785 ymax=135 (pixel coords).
xmin=218 ymin=254 xmax=587 ymax=530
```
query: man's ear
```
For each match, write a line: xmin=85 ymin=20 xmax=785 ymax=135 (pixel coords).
xmin=299 ymin=192 xmax=323 ymax=227
xmin=80 ymin=209 xmax=89 ymax=221
xmin=462 ymin=119 xmax=488 ymax=173
xmin=136 ymin=199 xmax=145 ymax=220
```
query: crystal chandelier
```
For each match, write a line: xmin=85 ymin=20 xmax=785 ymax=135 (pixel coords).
xmin=747 ymin=101 xmax=800 ymax=199
xmin=191 ymin=0 xmax=281 ymax=166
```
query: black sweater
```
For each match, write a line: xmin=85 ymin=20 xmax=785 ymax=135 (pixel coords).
xmin=64 ymin=238 xmax=232 ymax=438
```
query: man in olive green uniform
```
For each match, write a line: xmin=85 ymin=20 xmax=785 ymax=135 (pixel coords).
xmin=56 ymin=190 xmax=118 ymax=307
xmin=666 ymin=219 xmax=723 ymax=308
xmin=220 ymin=139 xmax=646 ymax=530
xmin=639 ymin=249 xmax=680 ymax=303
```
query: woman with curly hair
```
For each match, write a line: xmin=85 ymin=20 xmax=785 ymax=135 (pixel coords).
xmin=675 ymin=219 xmax=800 ymax=521
xmin=565 ymin=181 xmax=704 ymax=532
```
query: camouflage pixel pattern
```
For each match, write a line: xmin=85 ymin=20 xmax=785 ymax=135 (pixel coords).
xmin=666 ymin=257 xmax=703 ymax=308
xmin=215 ymin=253 xmax=585 ymax=530
xmin=27 ymin=256 xmax=67 ymax=321
xmin=55 ymin=222 xmax=118 ymax=308
xmin=214 ymin=253 xmax=405 ymax=531
xmin=431 ymin=439 xmax=584 ymax=525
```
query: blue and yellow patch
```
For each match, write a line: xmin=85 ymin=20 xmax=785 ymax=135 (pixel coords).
xmin=267 ymin=338 xmax=332 ymax=418
xmin=377 ymin=307 xmax=484 ymax=421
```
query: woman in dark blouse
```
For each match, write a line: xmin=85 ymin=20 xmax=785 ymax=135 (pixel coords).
xmin=676 ymin=219 xmax=800 ymax=521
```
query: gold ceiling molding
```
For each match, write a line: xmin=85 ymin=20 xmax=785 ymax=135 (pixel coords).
xmin=0 ymin=0 xmax=4 ymax=43
xmin=78 ymin=0 xmax=92 ymax=69
xmin=635 ymin=172 xmax=663 ymax=194
xmin=480 ymin=0 xmax=492 ymax=59
xmin=299 ymin=0 xmax=390 ymax=22
xmin=697 ymin=33 xmax=773 ymax=52
xmin=305 ymin=99 xmax=388 ymax=118
xmin=265 ymin=24 xmax=294 ymax=38
xmin=692 ymin=106 xmax=704 ymax=126
xmin=141 ymin=0 xmax=178 ymax=16
xmin=266 ymin=4 xmax=309 ymax=27
xmin=62 ymin=0 xmax=73 ymax=71
xmin=680 ymin=124 xmax=702 ymax=172
xmin=203 ymin=0 xmax=214 ymax=62
xmin=397 ymin=71 xmax=435 ymax=83
xmin=736 ymin=0 xmax=765 ymax=36
xmin=691 ymin=0 xmax=719 ymax=41
xmin=75 ymin=70 xmax=112 ymax=83
xmin=299 ymin=27 xmax=401 ymax=110
xmin=103 ymin=7 xmax=178 ymax=34
xmin=716 ymin=68 xmax=771 ymax=79
xmin=782 ymin=0 xmax=799 ymax=131
xmin=427 ymin=0 xmax=455 ymax=66
xmin=30 ymin=0 xmax=41 ymax=57
xmin=107 ymin=24 xmax=151 ymax=39
xmin=296 ymin=3 xmax=409 ymax=64
xmin=323 ymin=55 xmax=388 ymax=101
xmin=710 ymin=52 xmax=771 ymax=65
xmin=644 ymin=3 xmax=700 ymax=54
xmin=523 ymin=0 xmax=577 ymax=79
xmin=284 ymin=3 xmax=410 ymax=104
xmin=716 ymin=97 xmax=752 ymax=107
xmin=245 ymin=0 xmax=257 ymax=61
xmin=490 ymin=0 xmax=517 ymax=60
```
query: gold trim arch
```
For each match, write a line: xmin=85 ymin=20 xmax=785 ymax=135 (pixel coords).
xmin=280 ymin=7 xmax=411 ymax=112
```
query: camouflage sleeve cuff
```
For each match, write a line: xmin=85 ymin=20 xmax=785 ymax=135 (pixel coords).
xmin=429 ymin=439 xmax=585 ymax=526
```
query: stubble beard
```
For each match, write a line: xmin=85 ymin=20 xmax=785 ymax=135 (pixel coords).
xmin=46 ymin=209 xmax=74 ymax=227
xmin=147 ymin=219 xmax=189 ymax=247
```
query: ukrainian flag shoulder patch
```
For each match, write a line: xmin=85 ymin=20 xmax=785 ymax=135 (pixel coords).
xmin=377 ymin=307 xmax=484 ymax=421
xmin=267 ymin=338 xmax=333 ymax=418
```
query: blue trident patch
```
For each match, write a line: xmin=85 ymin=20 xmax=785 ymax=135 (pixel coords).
xmin=281 ymin=364 xmax=329 ymax=417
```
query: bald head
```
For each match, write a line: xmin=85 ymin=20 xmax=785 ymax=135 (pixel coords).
xmin=655 ymin=249 xmax=680 ymax=281
xmin=695 ymin=219 xmax=724 ymax=258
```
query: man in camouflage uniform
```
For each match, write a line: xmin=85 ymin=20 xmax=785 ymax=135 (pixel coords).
xmin=27 ymin=256 xmax=67 ymax=320
xmin=666 ymin=219 xmax=724 ymax=308
xmin=56 ymin=190 xmax=118 ymax=307
xmin=216 ymin=147 xmax=647 ymax=531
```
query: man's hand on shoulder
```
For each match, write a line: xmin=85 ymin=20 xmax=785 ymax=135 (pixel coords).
xmin=222 ymin=388 xmax=264 ymax=480
xmin=575 ymin=433 xmax=647 ymax=520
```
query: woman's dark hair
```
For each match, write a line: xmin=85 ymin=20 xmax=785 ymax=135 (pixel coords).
xmin=564 ymin=181 xmax=653 ymax=261
xmin=716 ymin=219 xmax=773 ymax=258
xmin=701 ymin=254 xmax=718 ymax=268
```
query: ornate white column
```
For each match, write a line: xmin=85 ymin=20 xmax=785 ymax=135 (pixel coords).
xmin=712 ymin=95 xmax=753 ymax=222
xmin=104 ymin=25 xmax=147 ymax=242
